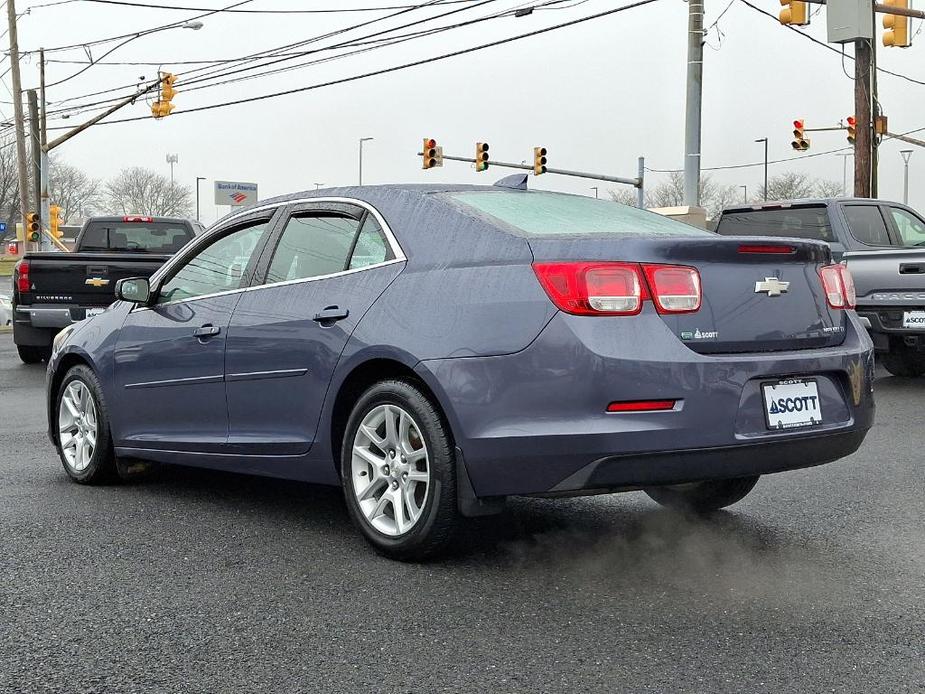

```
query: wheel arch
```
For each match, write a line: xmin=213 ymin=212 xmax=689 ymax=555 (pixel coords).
xmin=47 ymin=350 xmax=97 ymax=446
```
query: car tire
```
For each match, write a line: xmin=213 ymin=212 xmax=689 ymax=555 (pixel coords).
xmin=644 ymin=476 xmax=760 ymax=513
xmin=880 ymin=350 xmax=925 ymax=378
xmin=54 ymin=365 xmax=117 ymax=485
xmin=341 ymin=379 xmax=459 ymax=561
xmin=17 ymin=345 xmax=51 ymax=364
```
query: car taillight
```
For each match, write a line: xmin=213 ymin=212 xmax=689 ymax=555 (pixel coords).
xmin=819 ymin=264 xmax=855 ymax=309
xmin=123 ymin=215 xmax=153 ymax=223
xmin=641 ymin=264 xmax=702 ymax=313
xmin=737 ymin=244 xmax=796 ymax=254
xmin=15 ymin=259 xmax=30 ymax=293
xmin=532 ymin=262 xmax=648 ymax=316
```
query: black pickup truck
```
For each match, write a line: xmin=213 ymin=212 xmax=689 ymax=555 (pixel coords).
xmin=715 ymin=198 xmax=925 ymax=376
xmin=11 ymin=215 xmax=203 ymax=363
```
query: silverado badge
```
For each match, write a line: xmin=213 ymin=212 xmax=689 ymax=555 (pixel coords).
xmin=85 ymin=277 xmax=110 ymax=287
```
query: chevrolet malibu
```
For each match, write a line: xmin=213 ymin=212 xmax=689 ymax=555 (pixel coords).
xmin=46 ymin=182 xmax=875 ymax=559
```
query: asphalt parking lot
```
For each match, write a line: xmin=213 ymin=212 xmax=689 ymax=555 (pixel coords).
xmin=0 ymin=333 xmax=922 ymax=693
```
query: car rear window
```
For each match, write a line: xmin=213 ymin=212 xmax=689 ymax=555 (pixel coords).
xmin=715 ymin=207 xmax=835 ymax=242
xmin=448 ymin=191 xmax=708 ymax=237
xmin=80 ymin=221 xmax=194 ymax=252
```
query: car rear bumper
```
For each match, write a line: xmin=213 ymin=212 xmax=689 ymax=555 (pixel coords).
xmin=419 ymin=309 xmax=875 ymax=497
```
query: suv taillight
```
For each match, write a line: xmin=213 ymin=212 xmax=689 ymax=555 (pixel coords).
xmin=14 ymin=259 xmax=29 ymax=293
xmin=532 ymin=261 xmax=702 ymax=316
xmin=819 ymin=264 xmax=856 ymax=309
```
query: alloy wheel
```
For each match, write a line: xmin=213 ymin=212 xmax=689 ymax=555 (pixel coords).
xmin=351 ymin=404 xmax=431 ymax=537
xmin=58 ymin=380 xmax=99 ymax=473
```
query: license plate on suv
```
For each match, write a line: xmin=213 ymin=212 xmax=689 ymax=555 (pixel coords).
xmin=902 ymin=311 xmax=925 ymax=329
xmin=762 ymin=379 xmax=822 ymax=430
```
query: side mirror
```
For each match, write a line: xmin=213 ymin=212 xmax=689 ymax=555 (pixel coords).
xmin=115 ymin=277 xmax=152 ymax=304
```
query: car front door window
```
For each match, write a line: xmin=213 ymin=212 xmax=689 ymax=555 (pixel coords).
xmin=889 ymin=207 xmax=925 ymax=247
xmin=158 ymin=221 xmax=269 ymax=304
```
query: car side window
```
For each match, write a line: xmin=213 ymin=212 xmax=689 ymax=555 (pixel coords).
xmin=843 ymin=205 xmax=891 ymax=246
xmin=889 ymin=207 xmax=925 ymax=248
xmin=157 ymin=220 xmax=270 ymax=304
xmin=266 ymin=214 xmax=361 ymax=283
xmin=349 ymin=215 xmax=392 ymax=269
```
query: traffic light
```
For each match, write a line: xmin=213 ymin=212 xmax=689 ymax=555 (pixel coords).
xmin=846 ymin=116 xmax=856 ymax=144
xmin=883 ymin=0 xmax=911 ymax=47
xmin=791 ymin=119 xmax=810 ymax=151
xmin=533 ymin=147 xmax=547 ymax=175
xmin=779 ymin=0 xmax=809 ymax=25
xmin=475 ymin=142 xmax=490 ymax=172
xmin=422 ymin=138 xmax=443 ymax=169
xmin=151 ymin=72 xmax=177 ymax=119
xmin=50 ymin=204 xmax=63 ymax=238
xmin=25 ymin=212 xmax=39 ymax=242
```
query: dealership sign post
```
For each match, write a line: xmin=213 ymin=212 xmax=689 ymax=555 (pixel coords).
xmin=214 ymin=180 xmax=258 ymax=207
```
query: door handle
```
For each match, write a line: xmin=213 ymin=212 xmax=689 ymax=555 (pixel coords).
xmin=193 ymin=325 xmax=221 ymax=338
xmin=900 ymin=263 xmax=924 ymax=274
xmin=313 ymin=306 xmax=349 ymax=323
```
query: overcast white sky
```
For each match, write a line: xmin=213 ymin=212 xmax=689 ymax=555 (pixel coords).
xmin=7 ymin=0 xmax=925 ymax=224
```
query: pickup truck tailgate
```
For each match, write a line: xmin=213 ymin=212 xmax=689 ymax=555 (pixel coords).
xmin=845 ymin=248 xmax=925 ymax=303
xmin=22 ymin=252 xmax=173 ymax=306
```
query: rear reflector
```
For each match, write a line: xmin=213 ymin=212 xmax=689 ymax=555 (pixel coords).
xmin=532 ymin=262 xmax=648 ymax=316
xmin=819 ymin=264 xmax=856 ymax=309
xmin=737 ymin=244 xmax=796 ymax=254
xmin=123 ymin=216 xmax=153 ymax=223
xmin=642 ymin=264 xmax=701 ymax=313
xmin=607 ymin=400 xmax=676 ymax=413
xmin=15 ymin=259 xmax=30 ymax=293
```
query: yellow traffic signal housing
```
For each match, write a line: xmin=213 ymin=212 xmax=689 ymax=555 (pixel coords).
xmin=50 ymin=204 xmax=63 ymax=238
xmin=422 ymin=138 xmax=443 ymax=170
xmin=533 ymin=147 xmax=547 ymax=175
xmin=791 ymin=119 xmax=810 ymax=151
xmin=779 ymin=0 xmax=809 ymax=25
xmin=25 ymin=212 xmax=39 ymax=242
xmin=883 ymin=0 xmax=911 ymax=47
xmin=475 ymin=142 xmax=490 ymax=172
xmin=151 ymin=72 xmax=177 ymax=119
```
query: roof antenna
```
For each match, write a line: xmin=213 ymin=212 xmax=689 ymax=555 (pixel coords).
xmin=493 ymin=173 xmax=528 ymax=190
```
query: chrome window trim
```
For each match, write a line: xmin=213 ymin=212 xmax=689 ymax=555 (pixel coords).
xmin=133 ymin=197 xmax=406 ymax=312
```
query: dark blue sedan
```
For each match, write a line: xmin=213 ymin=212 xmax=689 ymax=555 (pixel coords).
xmin=46 ymin=182 xmax=875 ymax=559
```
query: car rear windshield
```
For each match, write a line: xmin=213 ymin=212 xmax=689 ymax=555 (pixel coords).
xmin=448 ymin=191 xmax=708 ymax=237
xmin=79 ymin=221 xmax=194 ymax=253
xmin=715 ymin=206 xmax=835 ymax=242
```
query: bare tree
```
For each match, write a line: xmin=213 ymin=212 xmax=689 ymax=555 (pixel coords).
xmin=756 ymin=172 xmax=842 ymax=201
xmin=0 ymin=135 xmax=23 ymax=232
xmin=49 ymin=157 xmax=102 ymax=223
xmin=610 ymin=171 xmax=740 ymax=218
xmin=609 ymin=188 xmax=639 ymax=207
xmin=104 ymin=167 xmax=193 ymax=217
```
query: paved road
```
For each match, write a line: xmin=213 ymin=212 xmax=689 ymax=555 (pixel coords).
xmin=0 ymin=333 xmax=922 ymax=693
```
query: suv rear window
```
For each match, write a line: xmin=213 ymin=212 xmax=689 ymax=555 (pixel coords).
xmin=448 ymin=191 xmax=707 ymax=237
xmin=715 ymin=207 xmax=835 ymax=242
xmin=80 ymin=221 xmax=194 ymax=253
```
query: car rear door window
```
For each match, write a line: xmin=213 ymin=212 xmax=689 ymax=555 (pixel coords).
xmin=843 ymin=205 xmax=891 ymax=246
xmin=157 ymin=220 xmax=270 ymax=304
xmin=349 ymin=216 xmax=392 ymax=269
xmin=266 ymin=215 xmax=361 ymax=283
xmin=888 ymin=207 xmax=925 ymax=247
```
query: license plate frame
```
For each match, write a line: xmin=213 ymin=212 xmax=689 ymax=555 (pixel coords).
xmin=902 ymin=310 xmax=925 ymax=329
xmin=761 ymin=378 xmax=823 ymax=431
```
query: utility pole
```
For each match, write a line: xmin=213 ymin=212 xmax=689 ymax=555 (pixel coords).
xmin=7 ymin=0 xmax=31 ymax=248
xmin=28 ymin=91 xmax=41 ymax=248
xmin=683 ymin=0 xmax=704 ymax=207
xmin=854 ymin=39 xmax=873 ymax=197
xmin=837 ymin=153 xmax=852 ymax=196
xmin=755 ymin=138 xmax=768 ymax=200
xmin=39 ymin=48 xmax=50 ymax=248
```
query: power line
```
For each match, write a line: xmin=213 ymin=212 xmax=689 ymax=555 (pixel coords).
xmin=46 ymin=0 xmax=659 ymax=130
xmin=38 ymin=0 xmax=480 ymax=12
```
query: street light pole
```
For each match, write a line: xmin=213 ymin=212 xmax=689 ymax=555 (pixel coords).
xmin=358 ymin=137 xmax=374 ymax=186
xmin=314 ymin=182 xmax=324 ymax=190
xmin=837 ymin=153 xmax=853 ymax=197
xmin=900 ymin=150 xmax=913 ymax=205
xmin=166 ymin=153 xmax=178 ymax=186
xmin=590 ymin=186 xmax=598 ymax=199
xmin=754 ymin=138 xmax=768 ymax=200
xmin=740 ymin=185 xmax=747 ymax=203
xmin=195 ymin=176 xmax=205 ymax=221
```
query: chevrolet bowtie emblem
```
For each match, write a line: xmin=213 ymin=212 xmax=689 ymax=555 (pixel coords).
xmin=755 ymin=277 xmax=789 ymax=296
xmin=85 ymin=277 xmax=110 ymax=287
